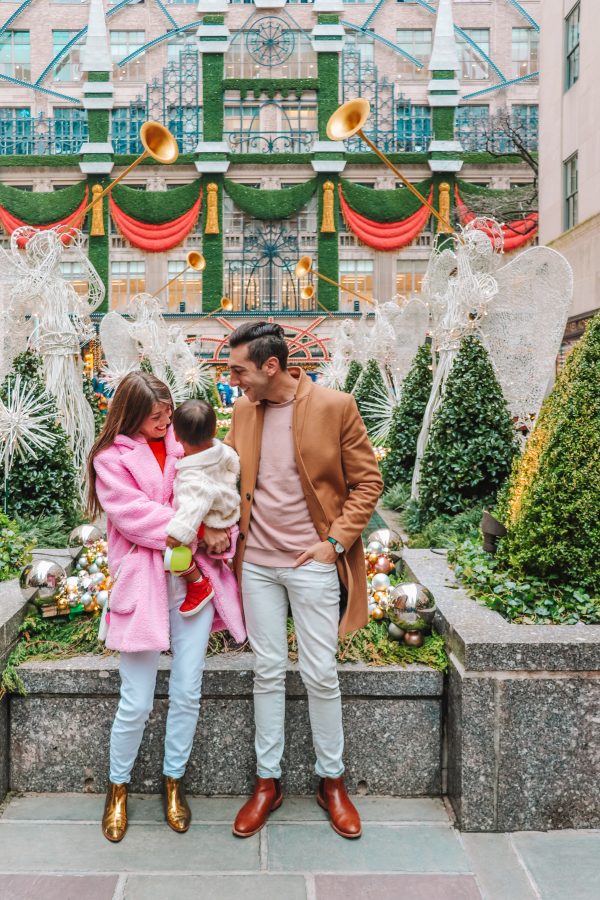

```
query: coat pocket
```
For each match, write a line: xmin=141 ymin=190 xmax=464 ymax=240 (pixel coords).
xmin=108 ymin=549 xmax=139 ymax=615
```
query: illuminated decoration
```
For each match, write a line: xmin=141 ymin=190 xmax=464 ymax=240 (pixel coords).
xmin=198 ymin=318 xmax=331 ymax=366
xmin=0 ymin=190 xmax=89 ymax=248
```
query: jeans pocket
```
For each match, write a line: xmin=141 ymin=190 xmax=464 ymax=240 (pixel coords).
xmin=304 ymin=560 xmax=337 ymax=571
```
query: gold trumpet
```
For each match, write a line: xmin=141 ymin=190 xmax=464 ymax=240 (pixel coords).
xmin=295 ymin=255 xmax=374 ymax=306
xmin=156 ymin=250 xmax=206 ymax=296
xmin=72 ymin=121 xmax=179 ymax=227
xmin=197 ymin=296 xmax=234 ymax=321
xmin=327 ymin=99 xmax=453 ymax=235
xmin=300 ymin=284 xmax=335 ymax=319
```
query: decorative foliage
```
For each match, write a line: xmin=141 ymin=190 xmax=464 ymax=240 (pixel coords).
xmin=0 ymin=375 xmax=57 ymax=482
xmin=416 ymin=336 xmax=518 ymax=526
xmin=203 ymin=52 xmax=224 ymax=142
xmin=498 ymin=313 xmax=600 ymax=593
xmin=382 ymin=344 xmax=433 ymax=488
xmin=202 ymin=175 xmax=223 ymax=312
xmin=317 ymin=52 xmax=339 ymax=141
xmin=222 ymin=78 xmax=319 ymax=99
xmin=317 ymin=173 xmax=339 ymax=309
xmin=342 ymin=360 xmax=362 ymax=394
xmin=353 ymin=359 xmax=388 ymax=436
xmin=339 ymin=185 xmax=433 ymax=251
xmin=83 ymin=376 xmax=104 ymax=436
xmin=111 ymin=180 xmax=202 ymax=224
xmin=0 ymin=182 xmax=86 ymax=224
xmin=223 ymin=179 xmax=317 ymax=221
xmin=340 ymin=178 xmax=432 ymax=223
xmin=0 ymin=512 xmax=31 ymax=583
xmin=0 ymin=352 xmax=79 ymax=526
xmin=109 ymin=191 xmax=202 ymax=252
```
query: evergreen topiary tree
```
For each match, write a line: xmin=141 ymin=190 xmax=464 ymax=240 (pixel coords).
xmin=352 ymin=359 xmax=388 ymax=437
xmin=382 ymin=343 xmax=433 ymax=488
xmin=0 ymin=351 xmax=80 ymax=526
xmin=499 ymin=313 xmax=600 ymax=592
xmin=416 ymin=336 xmax=518 ymax=525
xmin=342 ymin=360 xmax=362 ymax=394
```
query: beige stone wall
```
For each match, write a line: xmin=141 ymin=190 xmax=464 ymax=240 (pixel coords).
xmin=539 ymin=0 xmax=600 ymax=320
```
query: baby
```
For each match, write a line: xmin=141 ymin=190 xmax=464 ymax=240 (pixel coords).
xmin=166 ymin=398 xmax=240 ymax=617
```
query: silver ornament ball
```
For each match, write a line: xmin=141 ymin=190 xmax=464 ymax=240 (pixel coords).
xmin=370 ymin=573 xmax=391 ymax=592
xmin=96 ymin=590 xmax=109 ymax=608
xmin=20 ymin=560 xmax=67 ymax=604
xmin=68 ymin=524 xmax=104 ymax=549
xmin=368 ymin=528 xmax=404 ymax=553
xmin=366 ymin=541 xmax=384 ymax=555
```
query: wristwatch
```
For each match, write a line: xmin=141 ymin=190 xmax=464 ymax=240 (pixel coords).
xmin=327 ymin=536 xmax=344 ymax=554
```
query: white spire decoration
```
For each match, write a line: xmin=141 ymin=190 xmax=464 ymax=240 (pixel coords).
xmin=81 ymin=0 xmax=112 ymax=73
xmin=429 ymin=0 xmax=460 ymax=74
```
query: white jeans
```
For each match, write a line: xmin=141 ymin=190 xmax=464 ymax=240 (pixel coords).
xmin=109 ymin=575 xmax=214 ymax=784
xmin=241 ymin=560 xmax=344 ymax=780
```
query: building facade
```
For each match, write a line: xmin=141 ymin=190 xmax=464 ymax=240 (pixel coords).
xmin=0 ymin=0 xmax=540 ymax=364
xmin=538 ymin=0 xmax=599 ymax=356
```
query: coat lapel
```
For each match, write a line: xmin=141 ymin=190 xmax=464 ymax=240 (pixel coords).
xmin=115 ymin=428 xmax=182 ymax=504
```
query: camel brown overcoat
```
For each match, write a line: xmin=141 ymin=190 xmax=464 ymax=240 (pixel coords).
xmin=224 ymin=367 xmax=383 ymax=635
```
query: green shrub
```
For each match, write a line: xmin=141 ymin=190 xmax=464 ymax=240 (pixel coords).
xmin=403 ymin=503 xmax=483 ymax=549
xmin=499 ymin=313 xmax=600 ymax=592
xmin=0 ymin=512 xmax=31 ymax=582
xmin=381 ymin=343 xmax=432 ymax=488
xmin=0 ymin=351 xmax=80 ymax=526
xmin=450 ymin=539 xmax=600 ymax=625
xmin=381 ymin=482 xmax=411 ymax=511
xmin=416 ymin=336 xmax=518 ymax=526
xmin=352 ymin=359 xmax=387 ymax=435
xmin=342 ymin=360 xmax=362 ymax=394
xmin=14 ymin=513 xmax=76 ymax=549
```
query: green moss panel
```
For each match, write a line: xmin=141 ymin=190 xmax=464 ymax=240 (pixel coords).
xmin=432 ymin=106 xmax=455 ymax=142
xmin=201 ymin=174 xmax=223 ymax=313
xmin=87 ymin=175 xmax=110 ymax=314
xmin=203 ymin=53 xmax=224 ymax=143
xmin=317 ymin=53 xmax=340 ymax=141
xmin=317 ymin=174 xmax=339 ymax=311
xmin=88 ymin=110 xmax=110 ymax=145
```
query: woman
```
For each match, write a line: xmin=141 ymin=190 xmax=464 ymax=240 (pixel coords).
xmin=87 ymin=372 xmax=245 ymax=842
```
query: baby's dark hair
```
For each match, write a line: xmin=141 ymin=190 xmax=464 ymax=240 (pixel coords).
xmin=173 ymin=399 xmax=216 ymax=445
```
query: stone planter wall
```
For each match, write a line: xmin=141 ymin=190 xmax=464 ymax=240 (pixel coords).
xmin=404 ymin=549 xmax=600 ymax=832
xmin=9 ymin=655 xmax=443 ymax=797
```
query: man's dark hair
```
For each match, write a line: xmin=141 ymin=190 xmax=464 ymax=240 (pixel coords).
xmin=228 ymin=321 xmax=288 ymax=370
xmin=173 ymin=399 xmax=216 ymax=445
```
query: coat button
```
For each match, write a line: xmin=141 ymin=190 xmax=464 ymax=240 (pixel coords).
xmin=239 ymin=532 xmax=245 ymax=540
xmin=245 ymin=492 xmax=251 ymax=501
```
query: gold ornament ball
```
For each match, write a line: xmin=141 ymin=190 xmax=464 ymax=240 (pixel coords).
xmin=374 ymin=555 xmax=393 ymax=574
xmin=404 ymin=631 xmax=424 ymax=648
xmin=370 ymin=606 xmax=385 ymax=620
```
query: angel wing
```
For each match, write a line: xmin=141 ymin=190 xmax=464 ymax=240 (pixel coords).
xmin=480 ymin=246 xmax=573 ymax=426
xmin=99 ymin=311 xmax=140 ymax=390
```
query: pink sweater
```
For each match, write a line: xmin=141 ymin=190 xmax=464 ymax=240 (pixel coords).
xmin=93 ymin=426 xmax=246 ymax=653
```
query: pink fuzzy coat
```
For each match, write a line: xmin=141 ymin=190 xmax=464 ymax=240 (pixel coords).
xmin=93 ymin=426 xmax=246 ymax=653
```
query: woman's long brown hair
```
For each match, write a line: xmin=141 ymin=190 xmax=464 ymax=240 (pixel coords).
xmin=86 ymin=372 xmax=173 ymax=520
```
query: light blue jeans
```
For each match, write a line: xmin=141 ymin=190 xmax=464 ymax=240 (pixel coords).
xmin=241 ymin=560 xmax=344 ymax=781
xmin=109 ymin=575 xmax=214 ymax=784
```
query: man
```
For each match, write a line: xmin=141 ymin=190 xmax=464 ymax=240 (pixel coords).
xmin=225 ymin=321 xmax=383 ymax=839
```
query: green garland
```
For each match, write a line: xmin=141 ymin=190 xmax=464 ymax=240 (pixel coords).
xmin=318 ymin=52 xmax=339 ymax=141
xmin=228 ymin=153 xmax=313 ymax=166
xmin=0 ymin=181 xmax=86 ymax=223
xmin=203 ymin=53 xmax=224 ymax=142
xmin=456 ymin=179 xmax=533 ymax=200
xmin=340 ymin=177 xmax=432 ymax=223
xmin=223 ymin=178 xmax=317 ymax=220
xmin=223 ymin=78 xmax=318 ymax=100
xmin=317 ymin=173 xmax=338 ymax=310
xmin=110 ymin=179 xmax=202 ymax=223
xmin=0 ymin=155 xmax=79 ymax=167
xmin=87 ymin=175 xmax=109 ymax=314
xmin=201 ymin=174 xmax=223 ymax=313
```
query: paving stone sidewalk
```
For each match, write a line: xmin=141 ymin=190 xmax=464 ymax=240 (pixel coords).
xmin=1 ymin=795 xmax=599 ymax=900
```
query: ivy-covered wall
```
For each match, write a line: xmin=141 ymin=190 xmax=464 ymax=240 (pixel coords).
xmin=201 ymin=175 xmax=223 ymax=313
xmin=317 ymin=174 xmax=339 ymax=311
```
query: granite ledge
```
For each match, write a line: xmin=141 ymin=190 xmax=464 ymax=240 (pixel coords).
xmin=403 ymin=549 xmax=600 ymax=673
xmin=14 ymin=654 xmax=443 ymax=698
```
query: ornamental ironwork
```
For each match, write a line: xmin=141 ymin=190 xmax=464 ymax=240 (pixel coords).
xmin=145 ymin=46 xmax=202 ymax=153
xmin=245 ymin=17 xmax=295 ymax=68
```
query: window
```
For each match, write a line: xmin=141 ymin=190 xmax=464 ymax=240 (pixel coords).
xmin=454 ymin=105 xmax=489 ymax=151
xmin=0 ymin=31 xmax=30 ymax=81
xmin=52 ymin=108 xmax=88 ymax=153
xmin=344 ymin=31 xmax=374 ymax=65
xmin=110 ymin=31 xmax=145 ymax=82
xmin=396 ymin=261 xmax=426 ymax=297
xmin=0 ymin=107 xmax=31 ymax=154
xmin=167 ymin=259 xmax=202 ymax=314
xmin=512 ymin=27 xmax=538 ymax=79
xmin=167 ymin=37 xmax=197 ymax=65
xmin=53 ymin=30 xmax=81 ymax=82
xmin=339 ymin=260 xmax=373 ymax=308
xmin=396 ymin=104 xmax=431 ymax=151
xmin=512 ymin=104 xmax=538 ymax=151
xmin=456 ymin=29 xmax=490 ymax=81
xmin=565 ymin=4 xmax=580 ymax=89
xmin=564 ymin=153 xmax=578 ymax=230
xmin=111 ymin=105 xmax=146 ymax=154
xmin=111 ymin=260 xmax=145 ymax=312
xmin=167 ymin=105 xmax=202 ymax=154
xmin=396 ymin=29 xmax=431 ymax=80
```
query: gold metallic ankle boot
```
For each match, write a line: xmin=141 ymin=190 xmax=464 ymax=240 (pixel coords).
xmin=102 ymin=782 xmax=128 ymax=842
xmin=164 ymin=776 xmax=191 ymax=833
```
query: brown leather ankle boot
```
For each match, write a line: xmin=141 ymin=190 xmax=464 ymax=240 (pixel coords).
xmin=102 ymin=782 xmax=128 ymax=843
xmin=232 ymin=777 xmax=283 ymax=838
xmin=317 ymin=776 xmax=362 ymax=839
xmin=164 ymin=776 xmax=191 ymax=833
